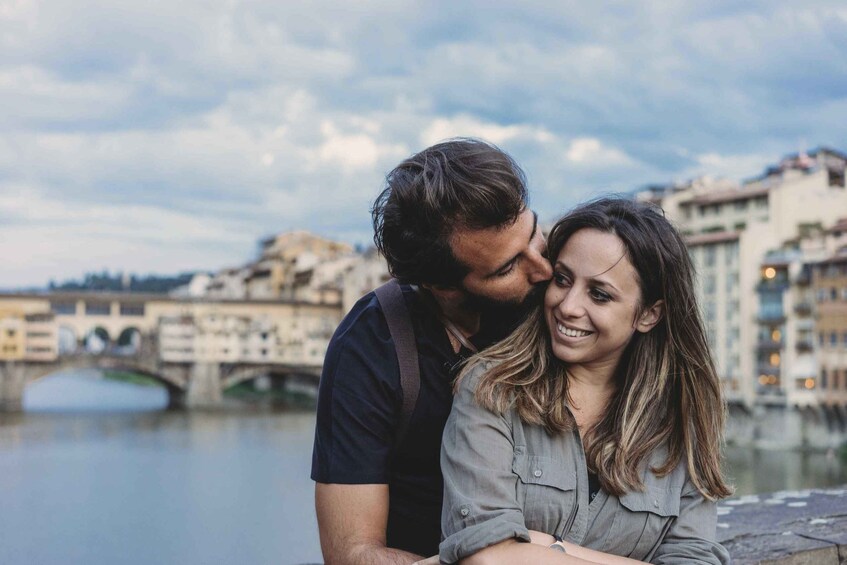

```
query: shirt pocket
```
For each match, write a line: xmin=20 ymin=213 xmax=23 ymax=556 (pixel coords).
xmin=610 ymin=485 xmax=681 ymax=560
xmin=511 ymin=450 xmax=577 ymax=533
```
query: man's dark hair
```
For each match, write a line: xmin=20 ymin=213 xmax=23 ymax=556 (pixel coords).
xmin=372 ymin=138 xmax=528 ymax=287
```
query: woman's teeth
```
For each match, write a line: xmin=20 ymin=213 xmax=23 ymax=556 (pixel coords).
xmin=557 ymin=323 xmax=591 ymax=338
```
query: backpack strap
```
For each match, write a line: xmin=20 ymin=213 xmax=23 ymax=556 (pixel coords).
xmin=374 ymin=279 xmax=421 ymax=446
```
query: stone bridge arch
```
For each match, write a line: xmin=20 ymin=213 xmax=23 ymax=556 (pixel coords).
xmin=84 ymin=327 xmax=111 ymax=354
xmin=220 ymin=364 xmax=321 ymax=391
xmin=22 ymin=357 xmax=188 ymax=410
xmin=115 ymin=327 xmax=143 ymax=355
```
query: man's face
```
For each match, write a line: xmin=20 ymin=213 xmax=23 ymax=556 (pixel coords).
xmin=449 ymin=209 xmax=553 ymax=316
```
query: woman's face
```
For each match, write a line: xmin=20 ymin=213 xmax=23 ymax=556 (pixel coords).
xmin=544 ymin=228 xmax=654 ymax=373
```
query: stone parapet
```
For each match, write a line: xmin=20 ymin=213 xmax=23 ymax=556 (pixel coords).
xmin=718 ymin=486 xmax=847 ymax=564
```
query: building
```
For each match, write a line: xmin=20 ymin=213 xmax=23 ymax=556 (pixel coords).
xmin=643 ymin=147 xmax=847 ymax=408
xmin=812 ymin=251 xmax=847 ymax=409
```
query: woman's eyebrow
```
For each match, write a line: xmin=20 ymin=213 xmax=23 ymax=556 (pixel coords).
xmin=555 ymin=260 xmax=621 ymax=293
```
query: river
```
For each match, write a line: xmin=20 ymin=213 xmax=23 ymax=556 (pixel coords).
xmin=0 ymin=371 xmax=844 ymax=565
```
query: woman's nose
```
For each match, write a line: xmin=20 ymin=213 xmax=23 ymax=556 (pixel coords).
xmin=556 ymin=287 xmax=585 ymax=318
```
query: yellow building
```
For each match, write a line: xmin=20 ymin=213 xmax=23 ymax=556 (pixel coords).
xmin=0 ymin=307 xmax=25 ymax=360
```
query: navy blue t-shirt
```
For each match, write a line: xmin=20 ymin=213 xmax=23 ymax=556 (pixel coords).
xmin=311 ymin=285 xmax=511 ymax=557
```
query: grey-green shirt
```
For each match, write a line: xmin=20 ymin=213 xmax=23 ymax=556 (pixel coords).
xmin=440 ymin=364 xmax=730 ymax=564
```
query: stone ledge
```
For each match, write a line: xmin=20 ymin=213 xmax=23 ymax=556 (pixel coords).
xmin=717 ymin=486 xmax=847 ymax=564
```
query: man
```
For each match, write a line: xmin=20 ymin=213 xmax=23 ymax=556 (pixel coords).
xmin=311 ymin=138 xmax=552 ymax=564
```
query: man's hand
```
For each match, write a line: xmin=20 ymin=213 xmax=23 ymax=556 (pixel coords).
xmin=315 ymin=483 xmax=424 ymax=565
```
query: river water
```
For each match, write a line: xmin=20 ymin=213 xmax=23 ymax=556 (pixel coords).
xmin=1 ymin=371 xmax=845 ymax=565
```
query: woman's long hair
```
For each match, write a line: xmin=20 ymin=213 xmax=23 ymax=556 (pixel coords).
xmin=462 ymin=197 xmax=732 ymax=500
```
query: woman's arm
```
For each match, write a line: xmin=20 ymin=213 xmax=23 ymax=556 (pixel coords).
xmin=649 ymin=482 xmax=730 ymax=565
xmin=460 ymin=538 xmax=647 ymax=565
xmin=440 ymin=368 xmax=649 ymax=565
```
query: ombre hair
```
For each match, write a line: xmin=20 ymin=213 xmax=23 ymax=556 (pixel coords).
xmin=462 ymin=196 xmax=732 ymax=500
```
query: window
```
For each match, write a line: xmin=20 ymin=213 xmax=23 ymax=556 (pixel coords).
xmin=796 ymin=378 xmax=815 ymax=390
xmin=734 ymin=200 xmax=748 ymax=211
xmin=119 ymin=304 xmax=145 ymax=317
xmin=831 ymin=332 xmax=838 ymax=346
xmin=85 ymin=302 xmax=110 ymax=316
xmin=727 ymin=273 xmax=739 ymax=292
xmin=725 ymin=246 xmax=739 ymax=265
xmin=821 ymin=369 xmax=828 ymax=389
xmin=50 ymin=302 xmax=76 ymax=315
xmin=704 ymin=275 xmax=716 ymax=294
xmin=704 ymin=246 xmax=716 ymax=267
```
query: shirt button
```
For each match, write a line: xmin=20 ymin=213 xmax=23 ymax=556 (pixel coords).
xmin=533 ymin=469 xmax=543 ymax=478
xmin=653 ymin=500 xmax=659 ymax=508
xmin=460 ymin=507 xmax=469 ymax=517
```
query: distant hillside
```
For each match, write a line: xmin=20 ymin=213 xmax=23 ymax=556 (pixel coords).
xmin=48 ymin=271 xmax=197 ymax=294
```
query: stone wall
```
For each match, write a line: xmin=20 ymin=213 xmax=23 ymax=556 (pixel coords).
xmin=718 ymin=485 xmax=847 ymax=564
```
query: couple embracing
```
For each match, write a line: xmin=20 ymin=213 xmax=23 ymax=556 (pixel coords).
xmin=311 ymin=139 xmax=731 ymax=565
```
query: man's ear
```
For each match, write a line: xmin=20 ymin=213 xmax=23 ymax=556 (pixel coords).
xmin=421 ymin=284 xmax=464 ymax=301
xmin=423 ymin=283 xmax=464 ymax=304
xmin=636 ymin=300 xmax=664 ymax=333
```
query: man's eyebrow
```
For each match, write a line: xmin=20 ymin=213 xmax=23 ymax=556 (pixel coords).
xmin=485 ymin=211 xmax=538 ymax=278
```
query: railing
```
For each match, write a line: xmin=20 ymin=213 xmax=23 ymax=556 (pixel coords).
xmin=757 ymin=311 xmax=786 ymax=323
xmin=756 ymin=339 xmax=783 ymax=351
xmin=793 ymin=302 xmax=813 ymax=316
xmin=796 ymin=339 xmax=814 ymax=352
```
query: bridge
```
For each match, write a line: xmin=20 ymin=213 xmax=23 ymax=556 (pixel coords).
xmin=0 ymin=291 xmax=341 ymax=410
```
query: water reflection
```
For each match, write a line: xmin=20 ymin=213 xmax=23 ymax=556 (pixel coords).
xmin=1 ymin=372 xmax=323 ymax=565
xmin=724 ymin=444 xmax=846 ymax=496
xmin=23 ymin=370 xmax=168 ymax=412
xmin=0 ymin=372 xmax=844 ymax=564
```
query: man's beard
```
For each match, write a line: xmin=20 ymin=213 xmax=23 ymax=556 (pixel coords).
xmin=460 ymin=282 xmax=546 ymax=328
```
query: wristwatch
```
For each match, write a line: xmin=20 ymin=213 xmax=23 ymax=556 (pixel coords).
xmin=548 ymin=534 xmax=567 ymax=553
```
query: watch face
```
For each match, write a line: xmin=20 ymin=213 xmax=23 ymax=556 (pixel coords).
xmin=549 ymin=543 xmax=567 ymax=553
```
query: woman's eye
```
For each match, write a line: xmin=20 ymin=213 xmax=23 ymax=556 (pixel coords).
xmin=553 ymin=273 xmax=571 ymax=286
xmin=590 ymin=289 xmax=611 ymax=302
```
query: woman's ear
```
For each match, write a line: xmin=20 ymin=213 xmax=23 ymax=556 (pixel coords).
xmin=636 ymin=300 xmax=664 ymax=333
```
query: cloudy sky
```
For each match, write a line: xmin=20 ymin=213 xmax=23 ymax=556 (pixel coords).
xmin=2 ymin=0 xmax=846 ymax=288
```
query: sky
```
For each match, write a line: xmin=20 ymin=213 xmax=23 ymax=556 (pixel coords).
xmin=1 ymin=0 xmax=846 ymax=289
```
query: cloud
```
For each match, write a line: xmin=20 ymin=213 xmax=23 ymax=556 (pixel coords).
xmin=565 ymin=138 xmax=636 ymax=167
xmin=1 ymin=0 xmax=846 ymax=287
xmin=421 ymin=114 xmax=555 ymax=146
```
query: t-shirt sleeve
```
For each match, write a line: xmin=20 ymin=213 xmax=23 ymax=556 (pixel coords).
xmin=311 ymin=296 xmax=401 ymax=484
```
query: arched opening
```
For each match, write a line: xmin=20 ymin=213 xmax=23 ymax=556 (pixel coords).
xmin=115 ymin=327 xmax=142 ymax=355
xmin=223 ymin=369 xmax=318 ymax=406
xmin=84 ymin=327 xmax=111 ymax=354
xmin=57 ymin=325 xmax=77 ymax=355
xmin=23 ymin=367 xmax=171 ymax=411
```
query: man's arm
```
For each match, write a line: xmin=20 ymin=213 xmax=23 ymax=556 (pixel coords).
xmin=315 ymin=483 xmax=424 ymax=565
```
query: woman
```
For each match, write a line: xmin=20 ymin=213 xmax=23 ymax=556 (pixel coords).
xmin=440 ymin=197 xmax=732 ymax=564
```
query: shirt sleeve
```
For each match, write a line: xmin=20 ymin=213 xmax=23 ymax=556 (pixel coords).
xmin=310 ymin=295 xmax=400 ymax=484
xmin=649 ymin=481 xmax=731 ymax=565
xmin=439 ymin=364 xmax=531 ymax=564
